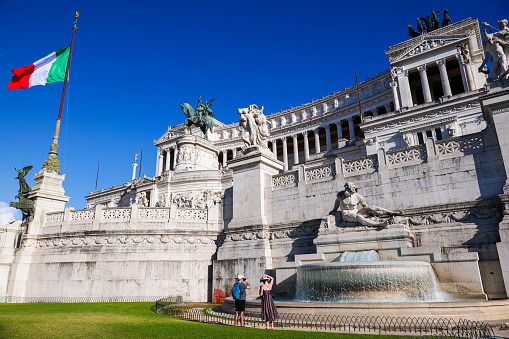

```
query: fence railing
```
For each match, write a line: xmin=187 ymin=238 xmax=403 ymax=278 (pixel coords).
xmin=6 ymin=296 xmax=175 ymax=303
xmin=155 ymin=301 xmax=495 ymax=338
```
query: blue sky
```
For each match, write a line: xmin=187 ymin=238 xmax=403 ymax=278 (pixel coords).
xmin=0 ymin=1 xmax=501 ymax=221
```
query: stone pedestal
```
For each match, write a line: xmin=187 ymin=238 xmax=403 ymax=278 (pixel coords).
xmin=27 ymin=169 xmax=69 ymax=236
xmin=213 ymin=147 xmax=283 ymax=294
xmin=315 ymin=215 xmax=414 ymax=254
xmin=173 ymin=135 xmax=219 ymax=172
xmin=227 ymin=147 xmax=283 ymax=228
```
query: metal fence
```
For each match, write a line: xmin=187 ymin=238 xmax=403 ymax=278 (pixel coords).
xmin=155 ymin=300 xmax=495 ymax=338
xmin=6 ymin=296 xmax=175 ymax=303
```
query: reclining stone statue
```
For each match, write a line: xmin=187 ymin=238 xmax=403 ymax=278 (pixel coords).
xmin=329 ymin=182 xmax=402 ymax=227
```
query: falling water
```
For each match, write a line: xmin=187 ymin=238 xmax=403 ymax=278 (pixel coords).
xmin=296 ymin=251 xmax=449 ymax=303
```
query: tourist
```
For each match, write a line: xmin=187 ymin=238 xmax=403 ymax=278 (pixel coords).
xmin=259 ymin=274 xmax=278 ymax=329
xmin=232 ymin=274 xmax=250 ymax=326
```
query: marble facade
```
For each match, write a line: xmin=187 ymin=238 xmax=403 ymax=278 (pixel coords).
xmin=2 ymin=17 xmax=509 ymax=305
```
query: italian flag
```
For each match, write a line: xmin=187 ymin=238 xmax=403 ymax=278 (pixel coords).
xmin=8 ymin=46 xmax=70 ymax=90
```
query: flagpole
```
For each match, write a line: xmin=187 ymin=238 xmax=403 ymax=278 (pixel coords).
xmin=95 ymin=160 xmax=100 ymax=192
xmin=138 ymin=146 xmax=143 ymax=179
xmin=42 ymin=11 xmax=81 ymax=173
xmin=355 ymin=70 xmax=363 ymax=124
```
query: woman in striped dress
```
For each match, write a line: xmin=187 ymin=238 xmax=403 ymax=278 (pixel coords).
xmin=259 ymin=274 xmax=278 ymax=329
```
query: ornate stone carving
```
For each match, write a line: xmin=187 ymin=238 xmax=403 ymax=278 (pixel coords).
xmin=138 ymin=208 xmax=169 ymax=219
xmin=238 ymin=104 xmax=270 ymax=148
xmin=305 ymin=164 xmax=335 ymax=181
xmin=176 ymin=209 xmax=208 ymax=220
xmin=387 ymin=146 xmax=426 ymax=165
xmin=436 ymin=135 xmax=484 ymax=156
xmin=172 ymin=190 xmax=222 ymax=209
xmin=70 ymin=210 xmax=95 ymax=221
xmin=102 ymin=208 xmax=131 ymax=220
xmin=343 ymin=156 xmax=378 ymax=174
xmin=46 ymin=212 xmax=64 ymax=224
xmin=329 ymin=182 xmax=403 ymax=227
xmin=272 ymin=171 xmax=298 ymax=188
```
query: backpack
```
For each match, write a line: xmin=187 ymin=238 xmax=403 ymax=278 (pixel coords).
xmin=231 ymin=282 xmax=241 ymax=300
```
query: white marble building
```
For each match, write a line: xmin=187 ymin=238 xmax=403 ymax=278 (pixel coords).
xmin=3 ymin=17 xmax=509 ymax=308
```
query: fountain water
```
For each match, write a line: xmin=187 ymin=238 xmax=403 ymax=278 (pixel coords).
xmin=296 ymin=251 xmax=450 ymax=302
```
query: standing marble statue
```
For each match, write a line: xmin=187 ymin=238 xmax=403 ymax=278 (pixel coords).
xmin=479 ymin=20 xmax=509 ymax=81
xmin=329 ymin=182 xmax=402 ymax=227
xmin=238 ymin=104 xmax=269 ymax=148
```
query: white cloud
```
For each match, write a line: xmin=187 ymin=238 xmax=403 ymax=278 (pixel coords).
xmin=0 ymin=201 xmax=22 ymax=225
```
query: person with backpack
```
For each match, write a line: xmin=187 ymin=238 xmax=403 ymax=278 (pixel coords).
xmin=232 ymin=274 xmax=251 ymax=326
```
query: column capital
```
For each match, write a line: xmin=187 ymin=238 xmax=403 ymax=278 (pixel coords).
xmin=436 ymin=58 xmax=447 ymax=67
xmin=390 ymin=81 xmax=398 ymax=88
xmin=313 ymin=128 xmax=320 ymax=134
xmin=347 ymin=116 xmax=354 ymax=122
xmin=417 ymin=65 xmax=427 ymax=73
xmin=301 ymin=131 xmax=309 ymax=137
xmin=292 ymin=134 xmax=298 ymax=140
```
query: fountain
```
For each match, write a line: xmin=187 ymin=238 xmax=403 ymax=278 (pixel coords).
xmin=296 ymin=251 xmax=451 ymax=303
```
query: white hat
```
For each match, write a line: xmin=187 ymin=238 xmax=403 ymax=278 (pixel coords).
xmin=237 ymin=275 xmax=244 ymax=280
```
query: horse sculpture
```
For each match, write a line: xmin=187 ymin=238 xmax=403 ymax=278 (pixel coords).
xmin=179 ymin=98 xmax=215 ymax=140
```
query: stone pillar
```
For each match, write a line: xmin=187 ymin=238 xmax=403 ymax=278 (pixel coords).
xmin=325 ymin=125 xmax=332 ymax=151
xmin=156 ymin=149 xmax=163 ymax=176
xmin=222 ymin=150 xmax=227 ymax=168
xmin=384 ymin=103 xmax=392 ymax=113
xmin=132 ymin=162 xmax=137 ymax=181
xmin=417 ymin=65 xmax=432 ymax=103
xmin=336 ymin=121 xmax=343 ymax=139
xmin=292 ymin=135 xmax=299 ymax=166
xmin=396 ymin=69 xmax=413 ymax=108
xmin=348 ymin=117 xmax=355 ymax=140
xmin=303 ymin=132 xmax=310 ymax=161
xmin=173 ymin=147 xmax=178 ymax=170
xmin=372 ymin=108 xmax=379 ymax=117
xmin=390 ymin=81 xmax=401 ymax=111
xmin=214 ymin=150 xmax=284 ymax=293
xmin=164 ymin=150 xmax=171 ymax=172
xmin=282 ymin=137 xmax=288 ymax=171
xmin=455 ymin=54 xmax=469 ymax=92
xmin=436 ymin=59 xmax=452 ymax=97
xmin=272 ymin=140 xmax=277 ymax=159
xmin=482 ymin=94 xmax=509 ymax=297
xmin=313 ymin=129 xmax=321 ymax=154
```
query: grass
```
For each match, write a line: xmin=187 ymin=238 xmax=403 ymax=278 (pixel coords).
xmin=0 ymin=302 xmax=404 ymax=338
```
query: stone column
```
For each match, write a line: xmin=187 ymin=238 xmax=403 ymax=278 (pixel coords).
xmin=436 ymin=59 xmax=452 ymax=97
xmin=282 ymin=137 xmax=288 ymax=171
xmin=313 ymin=129 xmax=321 ymax=154
xmin=384 ymin=103 xmax=392 ymax=113
xmin=325 ymin=125 xmax=332 ymax=151
xmin=164 ymin=150 xmax=171 ymax=172
xmin=372 ymin=108 xmax=378 ymax=117
xmin=455 ymin=54 xmax=469 ymax=92
xmin=417 ymin=65 xmax=432 ymax=103
xmin=347 ymin=117 xmax=355 ymax=140
xmin=336 ymin=121 xmax=343 ymax=139
xmin=396 ymin=69 xmax=413 ymax=108
xmin=292 ymin=135 xmax=299 ymax=166
xmin=303 ymin=132 xmax=310 ymax=161
xmin=222 ymin=150 xmax=227 ymax=168
xmin=272 ymin=140 xmax=277 ymax=159
xmin=156 ymin=149 xmax=163 ymax=176
xmin=390 ymin=81 xmax=401 ymax=111
xmin=173 ymin=147 xmax=178 ymax=170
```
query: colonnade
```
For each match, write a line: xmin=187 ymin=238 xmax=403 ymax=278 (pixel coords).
xmin=394 ymin=55 xmax=475 ymax=109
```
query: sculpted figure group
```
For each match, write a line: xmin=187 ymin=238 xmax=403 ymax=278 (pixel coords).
xmin=479 ymin=19 xmax=509 ymax=81
xmin=330 ymin=182 xmax=402 ymax=227
xmin=238 ymin=104 xmax=270 ymax=148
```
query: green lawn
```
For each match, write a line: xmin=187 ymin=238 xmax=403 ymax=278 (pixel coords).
xmin=0 ymin=302 xmax=402 ymax=338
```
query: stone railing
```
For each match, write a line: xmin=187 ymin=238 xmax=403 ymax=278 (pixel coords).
xmin=176 ymin=208 xmax=207 ymax=220
xmin=342 ymin=155 xmax=378 ymax=175
xmin=45 ymin=212 xmax=64 ymax=224
xmin=305 ymin=163 xmax=335 ymax=181
xmin=387 ymin=145 xmax=427 ymax=166
xmin=41 ymin=205 xmax=210 ymax=228
xmin=272 ymin=132 xmax=486 ymax=186
xmin=272 ymin=171 xmax=298 ymax=188
xmin=436 ymin=133 xmax=484 ymax=157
